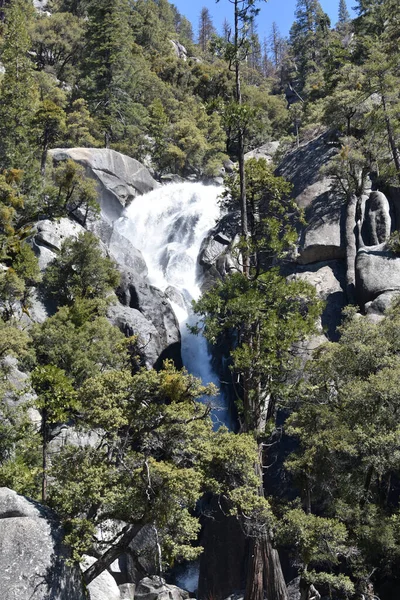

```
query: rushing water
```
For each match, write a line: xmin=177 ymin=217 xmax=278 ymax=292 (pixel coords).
xmin=115 ymin=182 xmax=231 ymax=429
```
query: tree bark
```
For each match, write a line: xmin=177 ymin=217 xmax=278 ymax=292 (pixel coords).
xmin=345 ymin=194 xmax=358 ymax=304
xmin=41 ymin=409 xmax=47 ymax=504
xmin=234 ymin=0 xmax=250 ymax=279
xmin=382 ymin=94 xmax=400 ymax=185
xmin=82 ymin=524 xmax=140 ymax=586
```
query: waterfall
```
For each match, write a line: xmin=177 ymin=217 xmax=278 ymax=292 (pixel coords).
xmin=115 ymin=182 xmax=232 ymax=429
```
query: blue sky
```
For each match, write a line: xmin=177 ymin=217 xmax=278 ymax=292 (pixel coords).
xmin=173 ymin=0 xmax=356 ymax=41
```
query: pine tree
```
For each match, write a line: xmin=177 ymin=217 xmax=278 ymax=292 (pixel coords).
xmin=0 ymin=0 xmax=38 ymax=171
xmin=198 ymin=7 xmax=215 ymax=53
xmin=289 ymin=0 xmax=331 ymax=96
xmin=338 ymin=0 xmax=350 ymax=24
xmin=81 ymin=0 xmax=138 ymax=147
xmin=269 ymin=21 xmax=283 ymax=69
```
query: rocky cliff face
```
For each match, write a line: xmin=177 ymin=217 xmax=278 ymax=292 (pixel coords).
xmin=0 ymin=488 xmax=86 ymax=600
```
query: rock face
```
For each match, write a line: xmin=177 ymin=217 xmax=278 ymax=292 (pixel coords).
xmin=170 ymin=40 xmax=187 ymax=60
xmin=355 ymin=244 xmax=400 ymax=306
xmin=50 ymin=148 xmax=160 ymax=223
xmin=361 ymin=191 xmax=392 ymax=246
xmin=245 ymin=140 xmax=280 ymax=163
xmin=276 ymin=133 xmax=347 ymax=267
xmin=354 ymin=188 xmax=400 ymax=310
xmin=0 ymin=487 xmax=86 ymax=600
xmin=82 ymin=556 xmax=120 ymax=600
xmin=135 ymin=577 xmax=190 ymax=600
xmin=33 ymin=217 xmax=85 ymax=271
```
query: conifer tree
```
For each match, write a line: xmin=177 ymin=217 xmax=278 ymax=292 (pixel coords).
xmin=0 ymin=0 xmax=38 ymax=171
xmin=338 ymin=0 xmax=350 ymax=24
xmin=289 ymin=0 xmax=331 ymax=95
xmin=81 ymin=0 xmax=138 ymax=147
xmin=198 ymin=7 xmax=216 ymax=53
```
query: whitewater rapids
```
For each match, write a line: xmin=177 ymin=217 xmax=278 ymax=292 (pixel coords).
xmin=115 ymin=182 xmax=231 ymax=429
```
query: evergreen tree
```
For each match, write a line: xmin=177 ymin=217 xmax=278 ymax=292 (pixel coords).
xmin=81 ymin=0 xmax=140 ymax=147
xmin=289 ymin=0 xmax=331 ymax=97
xmin=269 ymin=21 xmax=284 ymax=70
xmin=338 ymin=0 xmax=350 ymax=24
xmin=0 ymin=0 xmax=38 ymax=171
xmin=198 ymin=7 xmax=215 ymax=53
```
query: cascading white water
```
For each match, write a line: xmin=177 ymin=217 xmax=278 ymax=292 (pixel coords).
xmin=115 ymin=182 xmax=231 ymax=429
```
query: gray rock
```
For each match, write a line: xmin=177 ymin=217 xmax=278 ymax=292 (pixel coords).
xmin=35 ymin=218 xmax=85 ymax=252
xmin=116 ymin=270 xmax=181 ymax=368
xmin=50 ymin=148 xmax=160 ymax=223
xmin=276 ymin=132 xmax=337 ymax=209
xmin=160 ymin=174 xmax=185 ymax=184
xmin=135 ymin=577 xmax=190 ymax=600
xmin=90 ymin=220 xmax=148 ymax=276
xmin=365 ymin=290 xmax=400 ymax=315
xmin=33 ymin=0 xmax=49 ymax=11
xmin=32 ymin=217 xmax=85 ymax=271
xmin=199 ymin=211 xmax=241 ymax=286
xmin=107 ymin=303 xmax=163 ymax=369
xmin=276 ymin=133 xmax=347 ymax=264
xmin=223 ymin=159 xmax=235 ymax=173
xmin=165 ymin=286 xmax=186 ymax=310
xmin=126 ymin=525 xmax=158 ymax=583
xmin=286 ymin=260 xmax=346 ymax=341
xmin=0 ymin=488 xmax=86 ymax=600
xmin=82 ymin=556 xmax=120 ymax=600
xmin=170 ymin=40 xmax=187 ymax=60
xmin=361 ymin=191 xmax=392 ymax=246
xmin=119 ymin=584 xmax=135 ymax=599
xmin=298 ymin=195 xmax=346 ymax=264
xmin=245 ymin=140 xmax=280 ymax=163
xmin=355 ymin=243 xmax=400 ymax=307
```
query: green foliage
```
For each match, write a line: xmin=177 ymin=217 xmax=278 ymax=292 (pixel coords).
xmin=29 ymin=306 xmax=130 ymax=387
xmin=285 ymin=306 xmax=400 ymax=586
xmin=30 ymin=364 xmax=78 ymax=424
xmin=42 ymin=232 xmax=119 ymax=307
xmin=42 ymin=361 xmax=261 ymax=568
xmin=221 ymin=158 xmax=299 ymax=267
xmin=0 ymin=0 xmax=38 ymax=171
xmin=193 ymin=270 xmax=322 ymax=431
xmin=43 ymin=159 xmax=100 ymax=223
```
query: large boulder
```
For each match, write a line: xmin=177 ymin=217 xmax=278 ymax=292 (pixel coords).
xmin=32 ymin=217 xmax=85 ymax=271
xmin=107 ymin=302 xmax=181 ymax=369
xmin=286 ymin=260 xmax=347 ymax=341
xmin=276 ymin=133 xmax=337 ymax=209
xmin=50 ymin=148 xmax=160 ymax=223
xmin=82 ymin=556 xmax=120 ymax=600
xmin=0 ymin=487 xmax=86 ymax=600
xmin=116 ymin=269 xmax=181 ymax=362
xmin=361 ymin=191 xmax=392 ymax=246
xmin=277 ymin=132 xmax=346 ymax=265
xmin=90 ymin=221 xmax=148 ymax=277
xmin=298 ymin=193 xmax=346 ymax=264
xmin=245 ymin=140 xmax=280 ymax=163
xmin=355 ymin=243 xmax=400 ymax=308
xmin=135 ymin=577 xmax=190 ymax=600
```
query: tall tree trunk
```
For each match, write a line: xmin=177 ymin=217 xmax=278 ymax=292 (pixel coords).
xmin=245 ymin=537 xmax=264 ymax=600
xmin=234 ymin=0 xmax=250 ymax=279
xmin=244 ymin=443 xmax=288 ymax=600
xmin=382 ymin=94 xmax=400 ymax=185
xmin=264 ymin=537 xmax=289 ymax=600
xmin=83 ymin=524 xmax=141 ymax=585
xmin=345 ymin=194 xmax=357 ymax=304
xmin=41 ymin=409 xmax=48 ymax=503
